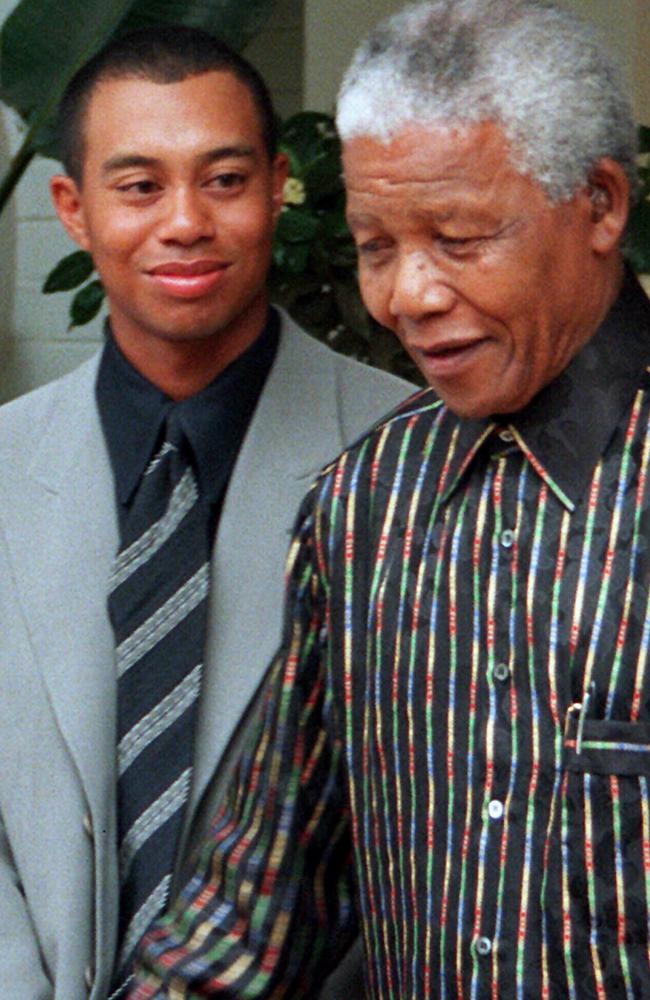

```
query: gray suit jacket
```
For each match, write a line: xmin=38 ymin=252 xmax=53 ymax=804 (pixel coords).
xmin=0 ymin=311 xmax=413 ymax=999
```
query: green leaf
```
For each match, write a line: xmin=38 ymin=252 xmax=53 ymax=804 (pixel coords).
xmin=638 ymin=125 xmax=650 ymax=155
xmin=280 ymin=112 xmax=340 ymax=174
xmin=319 ymin=209 xmax=352 ymax=242
xmin=43 ymin=250 xmax=95 ymax=293
xmin=0 ymin=0 xmax=137 ymax=158
xmin=117 ymin=0 xmax=277 ymax=50
xmin=625 ymin=199 xmax=650 ymax=274
xmin=69 ymin=279 xmax=106 ymax=327
xmin=275 ymin=208 xmax=320 ymax=243
xmin=272 ymin=241 xmax=311 ymax=275
xmin=302 ymin=154 xmax=343 ymax=200
xmin=0 ymin=0 xmax=279 ymax=153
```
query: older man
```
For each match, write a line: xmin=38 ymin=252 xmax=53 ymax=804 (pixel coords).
xmin=131 ymin=2 xmax=650 ymax=997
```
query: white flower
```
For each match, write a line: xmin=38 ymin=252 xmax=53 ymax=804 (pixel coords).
xmin=283 ymin=177 xmax=306 ymax=206
xmin=316 ymin=121 xmax=336 ymax=139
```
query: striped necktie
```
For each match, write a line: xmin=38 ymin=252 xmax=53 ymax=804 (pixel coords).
xmin=108 ymin=411 xmax=210 ymax=993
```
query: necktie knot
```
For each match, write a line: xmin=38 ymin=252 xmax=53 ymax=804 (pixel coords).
xmin=145 ymin=410 xmax=191 ymax=476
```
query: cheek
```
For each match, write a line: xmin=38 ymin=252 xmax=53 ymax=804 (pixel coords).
xmin=85 ymin=217 xmax=145 ymax=264
xmin=224 ymin=202 xmax=275 ymax=249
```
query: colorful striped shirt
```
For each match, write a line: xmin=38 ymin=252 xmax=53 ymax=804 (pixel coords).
xmin=131 ymin=273 xmax=650 ymax=998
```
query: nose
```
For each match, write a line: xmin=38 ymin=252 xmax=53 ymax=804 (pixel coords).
xmin=388 ymin=250 xmax=456 ymax=322
xmin=157 ymin=188 xmax=215 ymax=246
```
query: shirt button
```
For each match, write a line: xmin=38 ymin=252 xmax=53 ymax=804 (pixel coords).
xmin=319 ymin=625 xmax=328 ymax=644
xmin=500 ymin=529 xmax=515 ymax=549
xmin=494 ymin=662 xmax=510 ymax=682
xmin=475 ymin=936 xmax=492 ymax=957
xmin=499 ymin=429 xmax=514 ymax=443
xmin=82 ymin=811 xmax=94 ymax=839
xmin=488 ymin=799 xmax=504 ymax=820
xmin=84 ymin=963 xmax=95 ymax=989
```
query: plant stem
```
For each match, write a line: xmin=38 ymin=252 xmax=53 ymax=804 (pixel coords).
xmin=0 ymin=134 xmax=36 ymax=215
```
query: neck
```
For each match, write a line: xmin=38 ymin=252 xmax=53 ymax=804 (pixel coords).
xmin=585 ymin=254 xmax=626 ymax=343
xmin=111 ymin=308 xmax=268 ymax=400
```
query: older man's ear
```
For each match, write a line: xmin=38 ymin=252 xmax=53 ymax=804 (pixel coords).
xmin=583 ymin=158 xmax=630 ymax=255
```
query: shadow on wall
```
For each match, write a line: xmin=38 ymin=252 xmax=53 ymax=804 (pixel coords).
xmin=0 ymin=109 xmax=16 ymax=404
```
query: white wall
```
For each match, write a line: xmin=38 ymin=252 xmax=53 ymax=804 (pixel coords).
xmin=303 ymin=0 xmax=400 ymax=112
xmin=569 ymin=0 xmax=648 ymax=123
xmin=304 ymin=0 xmax=649 ymax=119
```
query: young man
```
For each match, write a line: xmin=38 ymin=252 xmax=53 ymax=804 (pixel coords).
xmin=132 ymin=2 xmax=650 ymax=998
xmin=0 ymin=27 xmax=412 ymax=999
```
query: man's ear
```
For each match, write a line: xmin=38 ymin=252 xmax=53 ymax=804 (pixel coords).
xmin=50 ymin=174 xmax=91 ymax=250
xmin=271 ymin=152 xmax=290 ymax=221
xmin=584 ymin=158 xmax=630 ymax=255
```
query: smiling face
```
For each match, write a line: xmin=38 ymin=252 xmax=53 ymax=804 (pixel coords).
xmin=51 ymin=70 xmax=287 ymax=390
xmin=344 ymin=122 xmax=626 ymax=418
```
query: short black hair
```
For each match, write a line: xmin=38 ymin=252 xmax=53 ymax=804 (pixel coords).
xmin=56 ymin=25 xmax=277 ymax=183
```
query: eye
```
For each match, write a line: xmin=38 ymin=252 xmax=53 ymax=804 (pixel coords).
xmin=207 ymin=171 xmax=247 ymax=191
xmin=356 ymin=236 xmax=393 ymax=258
xmin=116 ymin=179 xmax=160 ymax=196
xmin=437 ymin=234 xmax=483 ymax=257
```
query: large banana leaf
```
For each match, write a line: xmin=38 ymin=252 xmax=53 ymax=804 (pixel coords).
xmin=0 ymin=0 xmax=278 ymax=211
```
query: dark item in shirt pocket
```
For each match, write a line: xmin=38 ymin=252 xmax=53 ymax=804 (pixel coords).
xmin=564 ymin=715 xmax=650 ymax=775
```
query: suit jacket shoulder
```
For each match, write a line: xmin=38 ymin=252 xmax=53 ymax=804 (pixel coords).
xmin=275 ymin=309 xmax=415 ymax=438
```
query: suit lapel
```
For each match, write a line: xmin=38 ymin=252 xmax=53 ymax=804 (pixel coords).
xmin=5 ymin=357 xmax=118 ymax=834
xmin=190 ymin=316 xmax=345 ymax=817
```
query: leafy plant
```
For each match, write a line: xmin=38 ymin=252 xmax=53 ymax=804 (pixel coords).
xmin=270 ymin=112 xmax=421 ymax=381
xmin=0 ymin=0 xmax=279 ymax=214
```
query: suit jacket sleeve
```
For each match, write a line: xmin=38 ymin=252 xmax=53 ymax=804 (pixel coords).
xmin=0 ymin=812 xmax=52 ymax=998
xmin=130 ymin=488 xmax=357 ymax=998
xmin=0 ymin=516 xmax=53 ymax=998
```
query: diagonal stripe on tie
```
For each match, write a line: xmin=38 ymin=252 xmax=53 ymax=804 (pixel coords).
xmin=117 ymin=663 xmax=202 ymax=775
xmin=110 ymin=469 xmax=198 ymax=588
xmin=108 ymin=413 xmax=210 ymax=993
xmin=116 ymin=563 xmax=209 ymax=677
xmin=115 ymin=875 xmax=172 ymax=992
xmin=119 ymin=769 xmax=192 ymax=883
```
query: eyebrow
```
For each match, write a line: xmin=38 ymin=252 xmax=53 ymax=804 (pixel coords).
xmin=101 ymin=145 xmax=257 ymax=176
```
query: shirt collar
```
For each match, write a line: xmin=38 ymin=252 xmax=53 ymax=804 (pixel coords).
xmin=96 ymin=309 xmax=279 ymax=508
xmin=443 ymin=269 xmax=650 ymax=511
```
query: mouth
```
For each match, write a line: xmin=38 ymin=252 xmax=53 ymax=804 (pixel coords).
xmin=409 ymin=337 xmax=490 ymax=379
xmin=146 ymin=260 xmax=229 ymax=299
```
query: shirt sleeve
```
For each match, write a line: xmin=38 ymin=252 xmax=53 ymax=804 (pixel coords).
xmin=129 ymin=491 xmax=357 ymax=998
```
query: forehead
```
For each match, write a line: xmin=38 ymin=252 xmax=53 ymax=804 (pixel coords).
xmin=81 ymin=70 xmax=263 ymax=162
xmin=342 ymin=121 xmax=531 ymax=219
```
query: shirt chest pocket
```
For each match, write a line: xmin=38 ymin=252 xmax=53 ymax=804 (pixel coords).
xmin=552 ymin=715 xmax=650 ymax=989
xmin=563 ymin=717 xmax=650 ymax=775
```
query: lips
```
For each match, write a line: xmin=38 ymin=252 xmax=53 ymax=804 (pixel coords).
xmin=409 ymin=336 xmax=490 ymax=379
xmin=146 ymin=260 xmax=229 ymax=299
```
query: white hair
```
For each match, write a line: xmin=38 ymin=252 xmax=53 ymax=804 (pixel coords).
xmin=336 ymin=0 xmax=638 ymax=203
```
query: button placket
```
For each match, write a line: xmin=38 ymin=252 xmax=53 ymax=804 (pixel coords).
xmin=488 ymin=799 xmax=505 ymax=820
xmin=500 ymin=528 xmax=515 ymax=549
xmin=474 ymin=935 xmax=493 ymax=957
xmin=493 ymin=662 xmax=510 ymax=683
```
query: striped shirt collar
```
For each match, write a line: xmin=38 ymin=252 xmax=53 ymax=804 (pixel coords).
xmin=442 ymin=269 xmax=650 ymax=511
